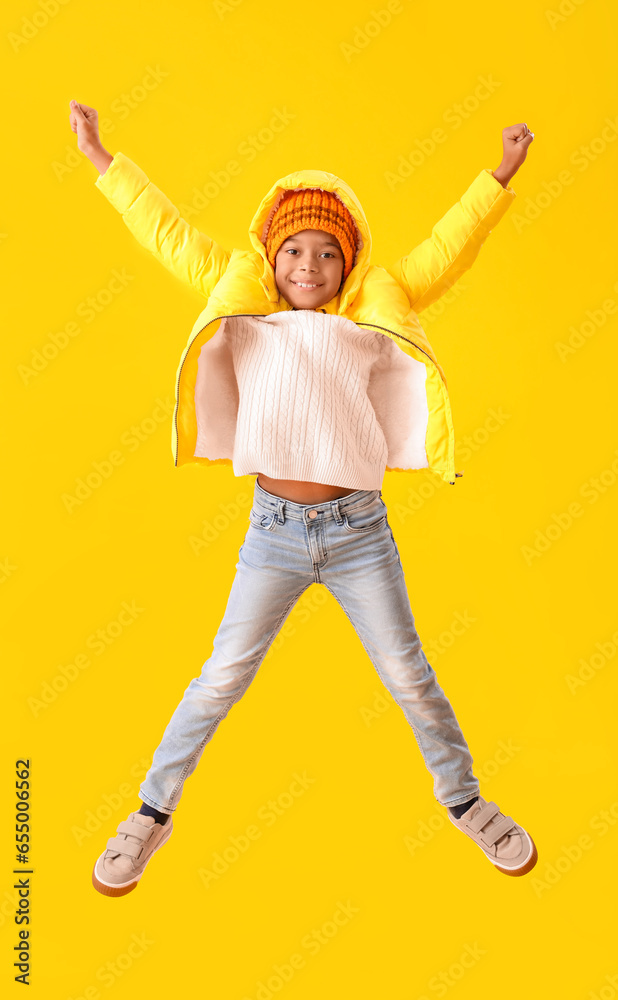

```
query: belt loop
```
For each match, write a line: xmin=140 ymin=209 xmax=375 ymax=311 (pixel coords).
xmin=330 ymin=497 xmax=344 ymax=524
xmin=276 ymin=498 xmax=286 ymax=523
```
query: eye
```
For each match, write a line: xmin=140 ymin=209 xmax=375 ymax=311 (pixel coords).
xmin=283 ymin=247 xmax=337 ymax=259
xmin=282 ymin=248 xmax=337 ymax=259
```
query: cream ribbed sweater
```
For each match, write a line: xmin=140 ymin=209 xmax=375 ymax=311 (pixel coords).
xmin=194 ymin=309 xmax=430 ymax=490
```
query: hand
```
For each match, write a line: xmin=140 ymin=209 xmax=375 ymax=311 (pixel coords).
xmin=69 ymin=100 xmax=101 ymax=153
xmin=493 ymin=122 xmax=535 ymax=187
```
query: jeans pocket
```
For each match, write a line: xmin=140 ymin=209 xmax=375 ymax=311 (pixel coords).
xmin=249 ymin=505 xmax=277 ymax=531
xmin=341 ymin=496 xmax=387 ymax=534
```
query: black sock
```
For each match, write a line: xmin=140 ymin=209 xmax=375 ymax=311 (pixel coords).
xmin=138 ymin=802 xmax=170 ymax=825
xmin=448 ymin=796 xmax=479 ymax=819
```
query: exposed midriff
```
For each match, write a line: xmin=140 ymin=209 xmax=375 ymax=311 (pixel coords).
xmin=256 ymin=474 xmax=357 ymax=504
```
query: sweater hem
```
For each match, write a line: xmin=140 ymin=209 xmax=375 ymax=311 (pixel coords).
xmin=233 ymin=452 xmax=386 ymax=491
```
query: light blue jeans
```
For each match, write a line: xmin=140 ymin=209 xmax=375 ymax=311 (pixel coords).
xmin=139 ymin=480 xmax=480 ymax=814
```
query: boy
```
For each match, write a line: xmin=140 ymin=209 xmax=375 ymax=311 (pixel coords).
xmin=70 ymin=100 xmax=536 ymax=893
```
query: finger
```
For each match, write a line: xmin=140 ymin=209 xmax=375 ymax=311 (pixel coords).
xmin=73 ymin=101 xmax=97 ymax=115
xmin=514 ymin=125 xmax=534 ymax=142
xmin=504 ymin=123 xmax=531 ymax=143
xmin=70 ymin=100 xmax=93 ymax=119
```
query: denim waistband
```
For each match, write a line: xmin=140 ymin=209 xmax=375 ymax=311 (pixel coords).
xmin=253 ymin=479 xmax=383 ymax=522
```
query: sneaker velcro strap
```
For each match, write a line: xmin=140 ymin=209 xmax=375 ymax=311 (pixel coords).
xmin=106 ymin=836 xmax=143 ymax=859
xmin=467 ymin=801 xmax=500 ymax=833
xmin=482 ymin=816 xmax=516 ymax=848
xmin=116 ymin=821 xmax=152 ymax=841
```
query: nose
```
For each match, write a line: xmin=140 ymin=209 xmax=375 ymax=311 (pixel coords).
xmin=299 ymin=258 xmax=318 ymax=272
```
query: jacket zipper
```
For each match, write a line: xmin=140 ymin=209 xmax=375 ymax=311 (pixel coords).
xmin=174 ymin=313 xmax=271 ymax=465
xmin=354 ymin=321 xmax=442 ymax=372
xmin=355 ymin=322 xmax=459 ymax=483
xmin=175 ymin=312 xmax=459 ymax=481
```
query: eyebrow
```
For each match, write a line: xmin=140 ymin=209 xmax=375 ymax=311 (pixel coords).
xmin=282 ymin=236 xmax=341 ymax=249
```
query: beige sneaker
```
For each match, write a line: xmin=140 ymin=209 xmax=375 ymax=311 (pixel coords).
xmin=92 ymin=811 xmax=173 ymax=896
xmin=448 ymin=796 xmax=537 ymax=876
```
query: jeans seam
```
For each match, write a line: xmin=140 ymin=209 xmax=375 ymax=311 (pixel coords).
xmin=321 ymin=582 xmax=434 ymax=772
xmin=341 ymin=492 xmax=381 ymax=514
xmin=341 ymin=514 xmax=388 ymax=534
xmin=443 ymin=789 xmax=481 ymax=809
xmin=164 ymin=584 xmax=310 ymax=809
xmin=137 ymin=789 xmax=173 ymax=814
xmin=386 ymin=521 xmax=403 ymax=570
xmin=249 ymin=507 xmax=277 ymax=530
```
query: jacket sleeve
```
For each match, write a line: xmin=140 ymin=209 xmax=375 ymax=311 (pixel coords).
xmin=94 ymin=152 xmax=231 ymax=299
xmin=385 ymin=169 xmax=516 ymax=313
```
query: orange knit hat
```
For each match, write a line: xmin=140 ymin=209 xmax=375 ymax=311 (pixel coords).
xmin=265 ymin=188 xmax=358 ymax=280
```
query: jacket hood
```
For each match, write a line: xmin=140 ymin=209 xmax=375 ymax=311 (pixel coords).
xmin=248 ymin=168 xmax=371 ymax=312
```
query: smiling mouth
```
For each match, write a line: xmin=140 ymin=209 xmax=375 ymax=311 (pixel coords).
xmin=291 ymin=280 xmax=322 ymax=289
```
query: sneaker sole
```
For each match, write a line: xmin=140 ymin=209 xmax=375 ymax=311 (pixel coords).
xmin=494 ymin=835 xmax=538 ymax=877
xmin=91 ymin=870 xmax=142 ymax=897
xmin=448 ymin=815 xmax=538 ymax=877
xmin=92 ymin=820 xmax=173 ymax=897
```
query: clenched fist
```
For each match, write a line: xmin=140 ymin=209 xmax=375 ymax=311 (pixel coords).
xmin=69 ymin=100 xmax=101 ymax=153
xmin=69 ymin=100 xmax=113 ymax=175
xmin=493 ymin=123 xmax=535 ymax=187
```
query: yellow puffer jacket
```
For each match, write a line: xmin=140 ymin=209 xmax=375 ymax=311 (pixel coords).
xmin=95 ymin=154 xmax=516 ymax=484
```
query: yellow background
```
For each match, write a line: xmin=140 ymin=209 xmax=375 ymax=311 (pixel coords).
xmin=2 ymin=0 xmax=617 ymax=996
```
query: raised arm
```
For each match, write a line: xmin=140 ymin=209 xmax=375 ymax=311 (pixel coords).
xmin=386 ymin=123 xmax=535 ymax=314
xmin=69 ymin=100 xmax=231 ymax=300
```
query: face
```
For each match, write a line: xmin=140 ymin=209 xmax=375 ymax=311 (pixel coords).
xmin=273 ymin=229 xmax=345 ymax=309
